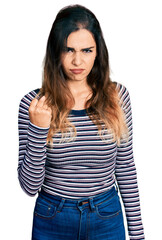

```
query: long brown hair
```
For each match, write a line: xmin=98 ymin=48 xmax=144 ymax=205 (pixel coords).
xmin=39 ymin=4 xmax=128 ymax=145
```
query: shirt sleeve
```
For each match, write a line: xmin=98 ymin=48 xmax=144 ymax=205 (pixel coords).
xmin=17 ymin=89 xmax=49 ymax=196
xmin=115 ymin=83 xmax=145 ymax=239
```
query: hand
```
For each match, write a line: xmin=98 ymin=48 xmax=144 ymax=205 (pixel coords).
xmin=29 ymin=96 xmax=52 ymax=128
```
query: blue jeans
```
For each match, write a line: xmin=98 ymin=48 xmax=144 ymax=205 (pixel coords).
xmin=32 ymin=186 xmax=125 ymax=240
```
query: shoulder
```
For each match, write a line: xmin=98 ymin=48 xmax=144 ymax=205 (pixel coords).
xmin=114 ymin=82 xmax=129 ymax=98
xmin=113 ymin=81 xmax=131 ymax=109
xmin=19 ymin=88 xmax=40 ymax=111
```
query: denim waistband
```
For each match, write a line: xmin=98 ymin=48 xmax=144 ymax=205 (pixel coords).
xmin=39 ymin=183 xmax=119 ymax=212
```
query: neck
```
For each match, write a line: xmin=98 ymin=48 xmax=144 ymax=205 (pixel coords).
xmin=67 ymin=79 xmax=91 ymax=95
xmin=66 ymin=79 xmax=92 ymax=110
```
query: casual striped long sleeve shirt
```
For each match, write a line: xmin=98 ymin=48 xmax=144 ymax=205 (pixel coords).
xmin=18 ymin=82 xmax=145 ymax=239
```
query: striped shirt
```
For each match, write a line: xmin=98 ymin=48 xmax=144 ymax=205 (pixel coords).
xmin=18 ymin=82 xmax=145 ymax=239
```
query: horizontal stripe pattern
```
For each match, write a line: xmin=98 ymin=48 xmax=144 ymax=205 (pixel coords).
xmin=18 ymin=82 xmax=144 ymax=239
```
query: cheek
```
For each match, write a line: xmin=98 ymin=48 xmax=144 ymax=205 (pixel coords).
xmin=86 ymin=57 xmax=96 ymax=71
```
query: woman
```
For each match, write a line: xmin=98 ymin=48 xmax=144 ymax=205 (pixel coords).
xmin=18 ymin=4 xmax=145 ymax=240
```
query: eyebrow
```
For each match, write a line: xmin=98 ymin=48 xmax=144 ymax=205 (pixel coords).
xmin=65 ymin=46 xmax=95 ymax=51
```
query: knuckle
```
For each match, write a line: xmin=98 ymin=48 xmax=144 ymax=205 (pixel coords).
xmin=29 ymin=106 xmax=33 ymax=112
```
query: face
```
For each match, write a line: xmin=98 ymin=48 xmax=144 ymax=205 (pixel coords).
xmin=61 ymin=29 xmax=97 ymax=83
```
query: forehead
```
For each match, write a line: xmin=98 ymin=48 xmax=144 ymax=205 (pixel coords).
xmin=66 ymin=29 xmax=96 ymax=48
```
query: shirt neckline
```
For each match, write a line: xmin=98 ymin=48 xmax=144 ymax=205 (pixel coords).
xmin=70 ymin=108 xmax=88 ymax=116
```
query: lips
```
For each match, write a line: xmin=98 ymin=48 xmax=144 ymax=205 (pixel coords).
xmin=70 ymin=69 xmax=84 ymax=74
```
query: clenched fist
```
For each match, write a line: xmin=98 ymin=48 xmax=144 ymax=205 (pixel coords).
xmin=29 ymin=96 xmax=52 ymax=128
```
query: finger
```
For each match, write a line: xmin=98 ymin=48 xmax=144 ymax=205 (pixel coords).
xmin=30 ymin=98 xmax=38 ymax=108
xmin=47 ymin=106 xmax=52 ymax=114
xmin=44 ymin=105 xmax=52 ymax=114
xmin=36 ymin=96 xmax=46 ymax=108
xmin=43 ymin=104 xmax=48 ymax=110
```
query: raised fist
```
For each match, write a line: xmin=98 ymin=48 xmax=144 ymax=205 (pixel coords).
xmin=29 ymin=96 xmax=52 ymax=128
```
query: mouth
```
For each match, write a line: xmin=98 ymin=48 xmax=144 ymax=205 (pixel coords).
xmin=70 ymin=69 xmax=84 ymax=74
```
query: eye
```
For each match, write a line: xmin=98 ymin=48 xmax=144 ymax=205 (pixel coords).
xmin=63 ymin=47 xmax=74 ymax=53
xmin=67 ymin=48 xmax=74 ymax=53
xmin=82 ymin=49 xmax=93 ymax=53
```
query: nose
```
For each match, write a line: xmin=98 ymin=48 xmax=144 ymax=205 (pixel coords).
xmin=72 ymin=52 xmax=82 ymax=66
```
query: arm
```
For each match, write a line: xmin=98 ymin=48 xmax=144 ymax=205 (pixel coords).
xmin=115 ymin=84 xmax=145 ymax=239
xmin=17 ymin=89 xmax=49 ymax=196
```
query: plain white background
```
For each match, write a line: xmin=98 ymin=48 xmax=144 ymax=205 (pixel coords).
xmin=0 ymin=0 xmax=162 ymax=239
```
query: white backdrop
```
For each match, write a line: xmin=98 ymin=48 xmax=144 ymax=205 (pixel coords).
xmin=0 ymin=0 xmax=162 ymax=239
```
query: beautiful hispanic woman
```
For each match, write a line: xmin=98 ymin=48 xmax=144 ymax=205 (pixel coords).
xmin=18 ymin=4 xmax=145 ymax=240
